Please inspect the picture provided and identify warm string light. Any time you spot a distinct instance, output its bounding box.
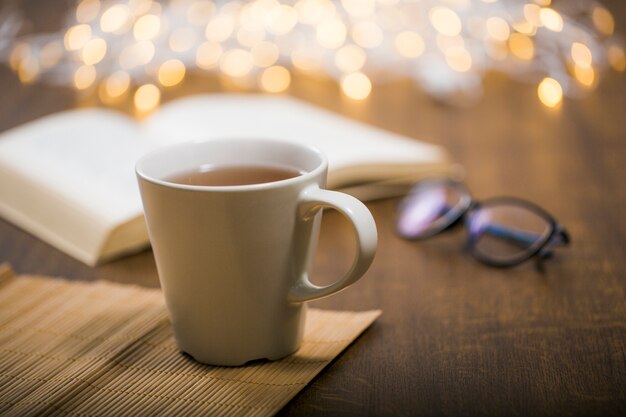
[1,0,623,111]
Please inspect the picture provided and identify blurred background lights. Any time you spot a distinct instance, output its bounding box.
[571,42,593,68]
[17,57,39,84]
[537,77,562,108]
[158,59,186,87]
[73,64,97,90]
[512,19,536,36]
[351,21,383,49]
[133,14,161,40]
[134,83,161,112]
[296,0,336,25]
[485,17,509,42]
[39,42,64,68]
[187,0,215,26]
[259,65,291,92]
[81,37,107,65]
[508,33,534,60]
[334,44,366,72]
[539,8,563,32]
[100,4,130,33]
[9,43,29,71]
[316,18,347,49]
[237,27,266,47]
[119,40,155,68]
[251,41,279,68]
[341,72,371,100]
[64,24,92,51]
[394,31,425,58]
[445,46,472,72]
[592,6,615,36]
[574,65,595,88]
[196,41,223,69]
[429,7,462,37]
[291,47,322,72]
[341,0,375,18]
[76,0,101,23]
[1,0,623,111]
[169,27,196,52]
[104,71,131,98]
[220,49,253,77]
[205,14,235,42]
[266,5,298,35]
[523,4,542,27]
[608,45,626,72]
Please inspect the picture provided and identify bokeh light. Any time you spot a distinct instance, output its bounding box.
[220,49,253,77]
[81,38,107,65]
[608,45,626,72]
[76,0,101,23]
[205,14,235,42]
[119,41,155,68]
[539,8,563,32]
[134,14,161,41]
[429,7,462,37]
[334,44,367,72]
[100,4,130,33]
[64,24,92,51]
[158,59,186,87]
[251,41,280,68]
[395,31,425,58]
[196,41,223,69]
[538,77,562,108]
[351,21,383,49]
[259,65,291,93]
[445,46,472,72]
[73,64,96,90]
[104,71,130,98]
[508,33,534,60]
[317,18,347,49]
[592,7,614,36]
[571,42,592,68]
[17,57,39,84]
[485,17,510,42]
[169,27,196,52]
[574,65,595,87]
[40,42,64,68]
[266,5,298,35]
[134,83,161,112]
[187,0,215,26]
[341,72,372,100]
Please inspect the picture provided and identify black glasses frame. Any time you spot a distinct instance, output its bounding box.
[397,179,570,268]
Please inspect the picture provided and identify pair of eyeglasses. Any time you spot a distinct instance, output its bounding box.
[395,179,570,267]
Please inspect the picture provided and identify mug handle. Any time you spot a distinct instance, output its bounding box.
[288,185,377,303]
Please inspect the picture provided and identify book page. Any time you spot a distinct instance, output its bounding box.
[142,94,448,188]
[0,109,147,226]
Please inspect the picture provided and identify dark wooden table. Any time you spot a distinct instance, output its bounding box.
[2,1,625,416]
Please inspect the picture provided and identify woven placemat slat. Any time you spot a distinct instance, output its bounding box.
[0,270,380,417]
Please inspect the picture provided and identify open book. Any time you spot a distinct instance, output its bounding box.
[0,94,451,266]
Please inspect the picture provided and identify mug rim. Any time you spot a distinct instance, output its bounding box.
[135,137,328,192]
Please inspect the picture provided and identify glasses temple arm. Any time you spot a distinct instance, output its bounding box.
[473,223,570,259]
[473,223,542,248]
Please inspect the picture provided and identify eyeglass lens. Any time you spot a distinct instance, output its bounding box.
[466,204,552,264]
[396,181,469,239]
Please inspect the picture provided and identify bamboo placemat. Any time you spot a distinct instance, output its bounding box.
[0,265,380,417]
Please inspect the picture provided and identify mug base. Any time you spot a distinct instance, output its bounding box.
[182,344,301,367]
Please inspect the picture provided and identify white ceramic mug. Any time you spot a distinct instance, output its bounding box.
[136,138,377,366]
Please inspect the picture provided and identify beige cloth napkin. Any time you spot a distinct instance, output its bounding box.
[0,265,380,417]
